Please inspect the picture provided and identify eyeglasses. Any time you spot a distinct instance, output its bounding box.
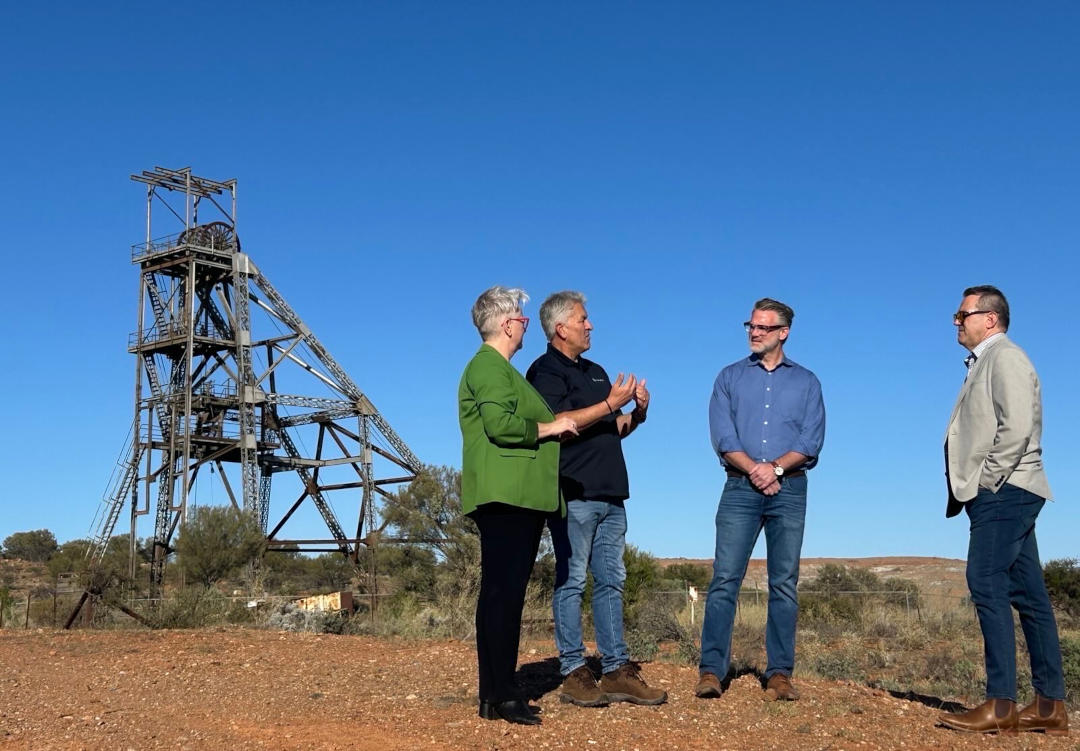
[744,322,786,334]
[953,309,992,324]
[507,316,529,332]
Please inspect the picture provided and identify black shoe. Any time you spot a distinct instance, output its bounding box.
[478,699,542,725]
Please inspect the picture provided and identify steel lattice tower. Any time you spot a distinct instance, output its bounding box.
[86,167,421,597]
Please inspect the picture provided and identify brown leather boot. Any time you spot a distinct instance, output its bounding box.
[938,698,1018,734]
[763,673,800,701]
[694,672,723,699]
[1017,695,1069,735]
[558,666,610,708]
[599,662,667,705]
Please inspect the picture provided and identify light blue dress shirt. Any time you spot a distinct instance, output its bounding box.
[708,354,826,469]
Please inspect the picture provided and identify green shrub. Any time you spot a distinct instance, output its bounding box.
[799,564,922,628]
[0,586,14,627]
[174,507,266,588]
[879,577,921,610]
[800,591,864,627]
[1061,635,1080,704]
[2,529,58,562]
[623,545,660,618]
[625,629,659,661]
[152,587,235,628]
[807,648,865,682]
[1044,559,1080,620]
[663,562,711,591]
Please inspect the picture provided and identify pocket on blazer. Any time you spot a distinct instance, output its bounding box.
[499,447,537,459]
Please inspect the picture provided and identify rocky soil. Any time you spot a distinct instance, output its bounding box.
[0,627,1074,750]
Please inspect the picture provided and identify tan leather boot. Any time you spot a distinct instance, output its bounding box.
[1017,695,1068,735]
[938,698,1018,734]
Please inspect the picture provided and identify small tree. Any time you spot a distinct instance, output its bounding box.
[380,465,480,596]
[377,545,438,596]
[664,562,712,591]
[310,553,355,591]
[46,538,94,579]
[174,507,266,588]
[262,548,310,594]
[623,544,661,610]
[2,529,58,562]
[1044,558,1080,619]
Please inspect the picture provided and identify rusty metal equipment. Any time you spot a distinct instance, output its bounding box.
[84,166,421,600]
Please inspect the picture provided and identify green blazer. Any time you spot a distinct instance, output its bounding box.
[458,344,563,516]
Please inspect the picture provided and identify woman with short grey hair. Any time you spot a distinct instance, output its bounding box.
[459,285,577,726]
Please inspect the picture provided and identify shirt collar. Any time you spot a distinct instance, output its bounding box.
[746,353,794,370]
[547,342,585,369]
[969,332,1005,363]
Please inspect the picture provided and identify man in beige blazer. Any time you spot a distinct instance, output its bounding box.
[938,285,1067,737]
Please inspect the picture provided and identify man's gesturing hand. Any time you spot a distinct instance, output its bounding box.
[607,373,637,411]
[633,378,650,415]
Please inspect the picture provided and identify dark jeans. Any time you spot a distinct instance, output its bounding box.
[965,483,1065,700]
[471,502,546,703]
[699,474,807,680]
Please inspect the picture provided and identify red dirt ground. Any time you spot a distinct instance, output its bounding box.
[1,627,1073,750]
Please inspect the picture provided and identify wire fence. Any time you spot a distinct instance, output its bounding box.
[0,587,403,631]
[0,584,981,632]
[644,587,979,628]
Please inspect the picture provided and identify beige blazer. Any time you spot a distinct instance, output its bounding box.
[944,335,1051,518]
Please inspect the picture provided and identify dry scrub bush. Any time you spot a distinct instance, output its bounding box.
[1062,634,1080,704]
[264,601,349,634]
[624,590,699,663]
[153,587,255,629]
[807,646,866,682]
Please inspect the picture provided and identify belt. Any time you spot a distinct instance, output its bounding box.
[726,468,805,479]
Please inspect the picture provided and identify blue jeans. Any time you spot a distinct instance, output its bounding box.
[699,474,807,680]
[549,500,629,676]
[965,483,1065,701]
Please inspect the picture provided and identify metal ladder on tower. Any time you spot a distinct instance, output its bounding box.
[86,418,143,564]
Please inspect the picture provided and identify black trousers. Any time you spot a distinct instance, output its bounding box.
[470,502,546,703]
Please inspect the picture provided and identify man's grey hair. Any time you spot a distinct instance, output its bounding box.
[753,297,794,327]
[963,284,1010,331]
[539,290,587,340]
[471,285,529,339]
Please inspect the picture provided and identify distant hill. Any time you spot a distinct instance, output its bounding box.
[659,556,969,599]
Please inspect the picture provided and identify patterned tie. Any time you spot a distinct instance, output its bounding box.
[963,352,977,379]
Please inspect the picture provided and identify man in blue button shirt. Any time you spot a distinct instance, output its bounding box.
[695,298,825,702]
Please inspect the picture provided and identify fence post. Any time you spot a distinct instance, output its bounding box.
[25,594,31,629]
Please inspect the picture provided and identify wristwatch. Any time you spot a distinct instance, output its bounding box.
[771,461,784,477]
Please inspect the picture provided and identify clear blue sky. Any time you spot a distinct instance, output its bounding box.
[1,3,1077,563]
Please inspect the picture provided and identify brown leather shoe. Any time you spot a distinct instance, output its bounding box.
[1018,695,1069,735]
[763,673,799,701]
[558,666,610,708]
[938,698,1018,734]
[599,662,667,705]
[694,672,722,699]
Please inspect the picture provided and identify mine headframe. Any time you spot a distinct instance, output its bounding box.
[85,167,421,597]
